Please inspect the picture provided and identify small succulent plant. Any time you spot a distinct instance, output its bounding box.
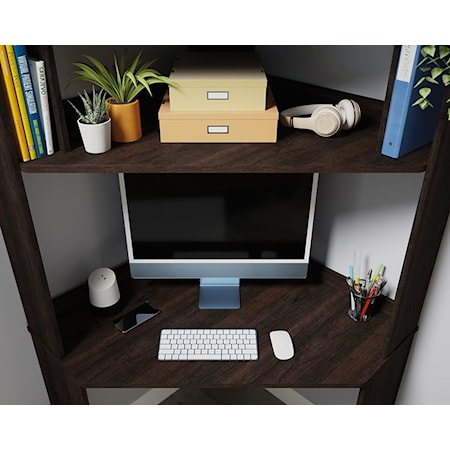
[68,87,109,124]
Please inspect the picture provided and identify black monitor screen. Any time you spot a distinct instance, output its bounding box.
[123,173,315,261]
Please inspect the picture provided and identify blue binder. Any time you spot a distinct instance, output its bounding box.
[381,45,445,159]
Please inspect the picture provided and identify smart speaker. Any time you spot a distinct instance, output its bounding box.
[88,267,120,308]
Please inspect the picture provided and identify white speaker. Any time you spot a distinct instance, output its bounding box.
[88,267,120,308]
[280,99,361,137]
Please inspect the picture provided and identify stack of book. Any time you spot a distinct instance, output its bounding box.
[0,44,54,162]
[158,52,279,143]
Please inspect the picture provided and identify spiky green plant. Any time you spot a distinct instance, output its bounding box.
[69,50,177,104]
[413,45,450,120]
[68,87,109,124]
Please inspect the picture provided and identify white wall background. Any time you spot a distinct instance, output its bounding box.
[0,45,449,405]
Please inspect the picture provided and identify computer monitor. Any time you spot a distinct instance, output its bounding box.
[118,172,319,309]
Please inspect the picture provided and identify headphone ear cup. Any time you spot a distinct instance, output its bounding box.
[337,99,361,130]
[310,105,342,137]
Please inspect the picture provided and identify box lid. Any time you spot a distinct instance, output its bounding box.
[169,52,267,88]
[159,89,279,120]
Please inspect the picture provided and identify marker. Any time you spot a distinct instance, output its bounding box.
[372,263,383,283]
[360,285,378,321]
[350,293,356,312]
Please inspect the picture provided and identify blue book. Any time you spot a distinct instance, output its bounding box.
[13,45,47,158]
[381,45,445,159]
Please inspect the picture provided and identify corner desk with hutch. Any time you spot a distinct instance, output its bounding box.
[0,46,449,404]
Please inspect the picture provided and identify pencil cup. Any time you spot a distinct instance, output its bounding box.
[348,290,381,322]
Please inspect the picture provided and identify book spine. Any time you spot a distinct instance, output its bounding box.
[5,45,37,160]
[381,45,420,159]
[13,45,47,158]
[29,58,54,155]
[0,45,30,162]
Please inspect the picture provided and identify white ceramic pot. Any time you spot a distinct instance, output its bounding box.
[77,117,112,154]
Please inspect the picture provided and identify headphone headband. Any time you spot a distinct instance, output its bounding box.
[280,99,361,137]
[280,105,323,127]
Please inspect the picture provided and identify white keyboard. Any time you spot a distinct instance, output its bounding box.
[158,328,258,361]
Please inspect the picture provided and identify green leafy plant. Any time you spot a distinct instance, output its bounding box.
[69,50,177,104]
[68,87,109,124]
[413,45,450,120]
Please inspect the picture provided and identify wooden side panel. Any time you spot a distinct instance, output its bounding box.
[31,331,88,404]
[359,330,416,404]
[0,70,64,358]
[384,85,450,356]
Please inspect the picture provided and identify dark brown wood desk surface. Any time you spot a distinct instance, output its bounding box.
[55,263,392,390]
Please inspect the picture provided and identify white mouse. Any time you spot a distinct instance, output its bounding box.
[269,330,294,360]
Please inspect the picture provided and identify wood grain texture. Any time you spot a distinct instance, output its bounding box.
[21,77,429,174]
[384,85,450,356]
[55,263,393,390]
[0,74,64,358]
[2,46,447,404]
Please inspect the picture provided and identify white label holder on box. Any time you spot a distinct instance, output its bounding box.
[207,125,229,134]
[207,91,229,101]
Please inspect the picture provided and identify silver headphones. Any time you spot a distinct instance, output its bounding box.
[280,99,361,137]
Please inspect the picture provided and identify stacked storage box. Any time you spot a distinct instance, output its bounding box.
[158,52,279,143]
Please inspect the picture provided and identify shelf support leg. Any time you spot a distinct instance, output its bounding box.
[358,330,416,404]
[31,331,88,404]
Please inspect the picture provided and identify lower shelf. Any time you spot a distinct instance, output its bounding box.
[53,262,393,390]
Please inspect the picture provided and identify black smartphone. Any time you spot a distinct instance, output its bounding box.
[113,301,161,333]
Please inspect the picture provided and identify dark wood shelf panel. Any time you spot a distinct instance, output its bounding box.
[21,78,429,175]
[54,263,393,389]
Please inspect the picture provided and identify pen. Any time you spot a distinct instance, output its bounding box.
[371,263,383,286]
[348,266,356,312]
[354,249,361,286]
[360,276,388,321]
[360,285,377,321]
[350,292,356,313]
[366,269,372,289]
[346,257,387,322]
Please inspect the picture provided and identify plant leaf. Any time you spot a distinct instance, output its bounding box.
[425,76,439,85]
[439,46,450,59]
[431,67,445,79]
[419,87,432,99]
[67,87,107,124]
[414,76,427,88]
[421,45,436,57]
[69,49,173,103]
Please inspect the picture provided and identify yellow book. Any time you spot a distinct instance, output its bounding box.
[5,45,37,160]
[0,45,30,162]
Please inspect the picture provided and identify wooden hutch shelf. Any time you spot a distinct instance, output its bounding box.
[21,77,429,174]
[1,46,449,404]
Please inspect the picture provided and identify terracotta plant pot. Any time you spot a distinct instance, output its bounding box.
[106,98,142,143]
[77,117,111,154]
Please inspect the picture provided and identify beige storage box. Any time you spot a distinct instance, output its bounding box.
[159,90,278,143]
[169,52,267,112]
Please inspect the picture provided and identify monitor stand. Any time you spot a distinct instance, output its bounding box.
[199,278,240,309]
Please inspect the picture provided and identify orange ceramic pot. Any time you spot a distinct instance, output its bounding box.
[106,98,142,143]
